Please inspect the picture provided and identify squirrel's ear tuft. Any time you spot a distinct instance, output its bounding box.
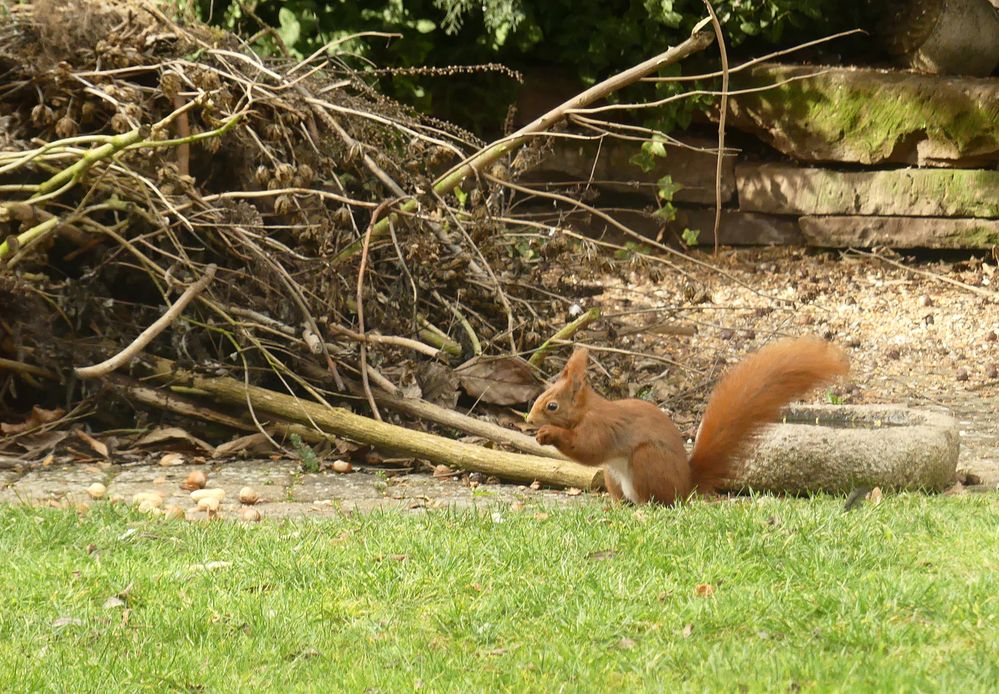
[561,346,589,393]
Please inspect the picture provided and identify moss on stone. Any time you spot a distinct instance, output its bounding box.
[725,65,999,165]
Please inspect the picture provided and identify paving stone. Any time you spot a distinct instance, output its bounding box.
[8,464,108,504]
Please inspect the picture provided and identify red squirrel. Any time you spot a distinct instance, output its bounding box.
[526,336,849,505]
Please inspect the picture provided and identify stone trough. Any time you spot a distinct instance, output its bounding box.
[729,404,960,494]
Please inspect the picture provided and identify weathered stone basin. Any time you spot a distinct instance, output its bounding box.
[728,404,960,494]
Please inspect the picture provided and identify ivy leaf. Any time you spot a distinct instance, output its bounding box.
[681,227,700,247]
[656,175,683,202]
[653,204,677,222]
[629,137,668,173]
[277,7,302,48]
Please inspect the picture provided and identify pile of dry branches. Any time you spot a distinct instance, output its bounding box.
[0,0,718,486]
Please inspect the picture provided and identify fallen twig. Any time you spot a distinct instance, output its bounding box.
[702,0,729,255]
[74,264,217,379]
[529,308,601,369]
[331,21,715,265]
[143,355,601,490]
[849,249,998,299]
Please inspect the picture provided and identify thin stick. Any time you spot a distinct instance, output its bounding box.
[357,201,394,421]
[143,355,602,489]
[326,324,444,359]
[75,264,217,379]
[702,0,728,255]
[529,308,601,368]
[0,357,57,380]
[848,249,998,299]
[331,23,715,265]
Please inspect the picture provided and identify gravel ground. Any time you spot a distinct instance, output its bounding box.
[589,247,999,484]
[3,247,996,517]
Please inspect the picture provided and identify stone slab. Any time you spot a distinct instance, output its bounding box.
[737,164,999,218]
[524,136,736,205]
[726,63,999,167]
[799,215,999,249]
[7,464,107,504]
[539,206,803,247]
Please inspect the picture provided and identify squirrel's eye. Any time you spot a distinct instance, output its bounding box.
[546,401,559,412]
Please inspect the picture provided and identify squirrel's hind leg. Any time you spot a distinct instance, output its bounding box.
[629,443,691,505]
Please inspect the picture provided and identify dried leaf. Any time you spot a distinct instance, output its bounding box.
[134,427,214,454]
[74,429,108,458]
[681,624,694,638]
[187,561,232,573]
[695,583,715,597]
[32,406,65,424]
[455,356,542,406]
[103,596,126,609]
[416,362,459,407]
[587,549,617,561]
[396,368,423,400]
[565,487,583,496]
[213,432,272,459]
[869,486,883,505]
[1,406,66,435]
[51,616,83,629]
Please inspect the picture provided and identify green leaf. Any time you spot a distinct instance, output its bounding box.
[453,185,468,208]
[277,7,302,48]
[629,137,668,173]
[681,227,700,247]
[653,204,676,222]
[656,175,683,202]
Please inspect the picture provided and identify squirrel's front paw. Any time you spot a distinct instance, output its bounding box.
[536,425,558,446]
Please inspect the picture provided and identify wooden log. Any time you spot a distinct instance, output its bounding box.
[142,357,603,490]
[737,164,999,218]
[799,215,999,249]
[355,381,569,461]
[524,136,736,205]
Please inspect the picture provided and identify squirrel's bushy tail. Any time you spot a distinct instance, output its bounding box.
[688,336,849,493]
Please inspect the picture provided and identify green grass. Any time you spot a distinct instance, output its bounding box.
[2,494,999,692]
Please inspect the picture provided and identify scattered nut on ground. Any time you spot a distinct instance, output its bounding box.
[198,497,220,512]
[137,499,161,514]
[158,452,184,467]
[332,460,353,473]
[87,482,106,500]
[164,505,186,520]
[238,486,259,505]
[182,470,207,491]
[240,507,262,522]
[190,488,225,503]
[131,491,163,508]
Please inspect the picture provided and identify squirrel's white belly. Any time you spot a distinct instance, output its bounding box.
[604,457,639,503]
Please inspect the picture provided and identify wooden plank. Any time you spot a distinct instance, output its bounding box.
[524,137,735,205]
[799,216,999,249]
[737,164,999,218]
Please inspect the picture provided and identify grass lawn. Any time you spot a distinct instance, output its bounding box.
[1,493,998,692]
